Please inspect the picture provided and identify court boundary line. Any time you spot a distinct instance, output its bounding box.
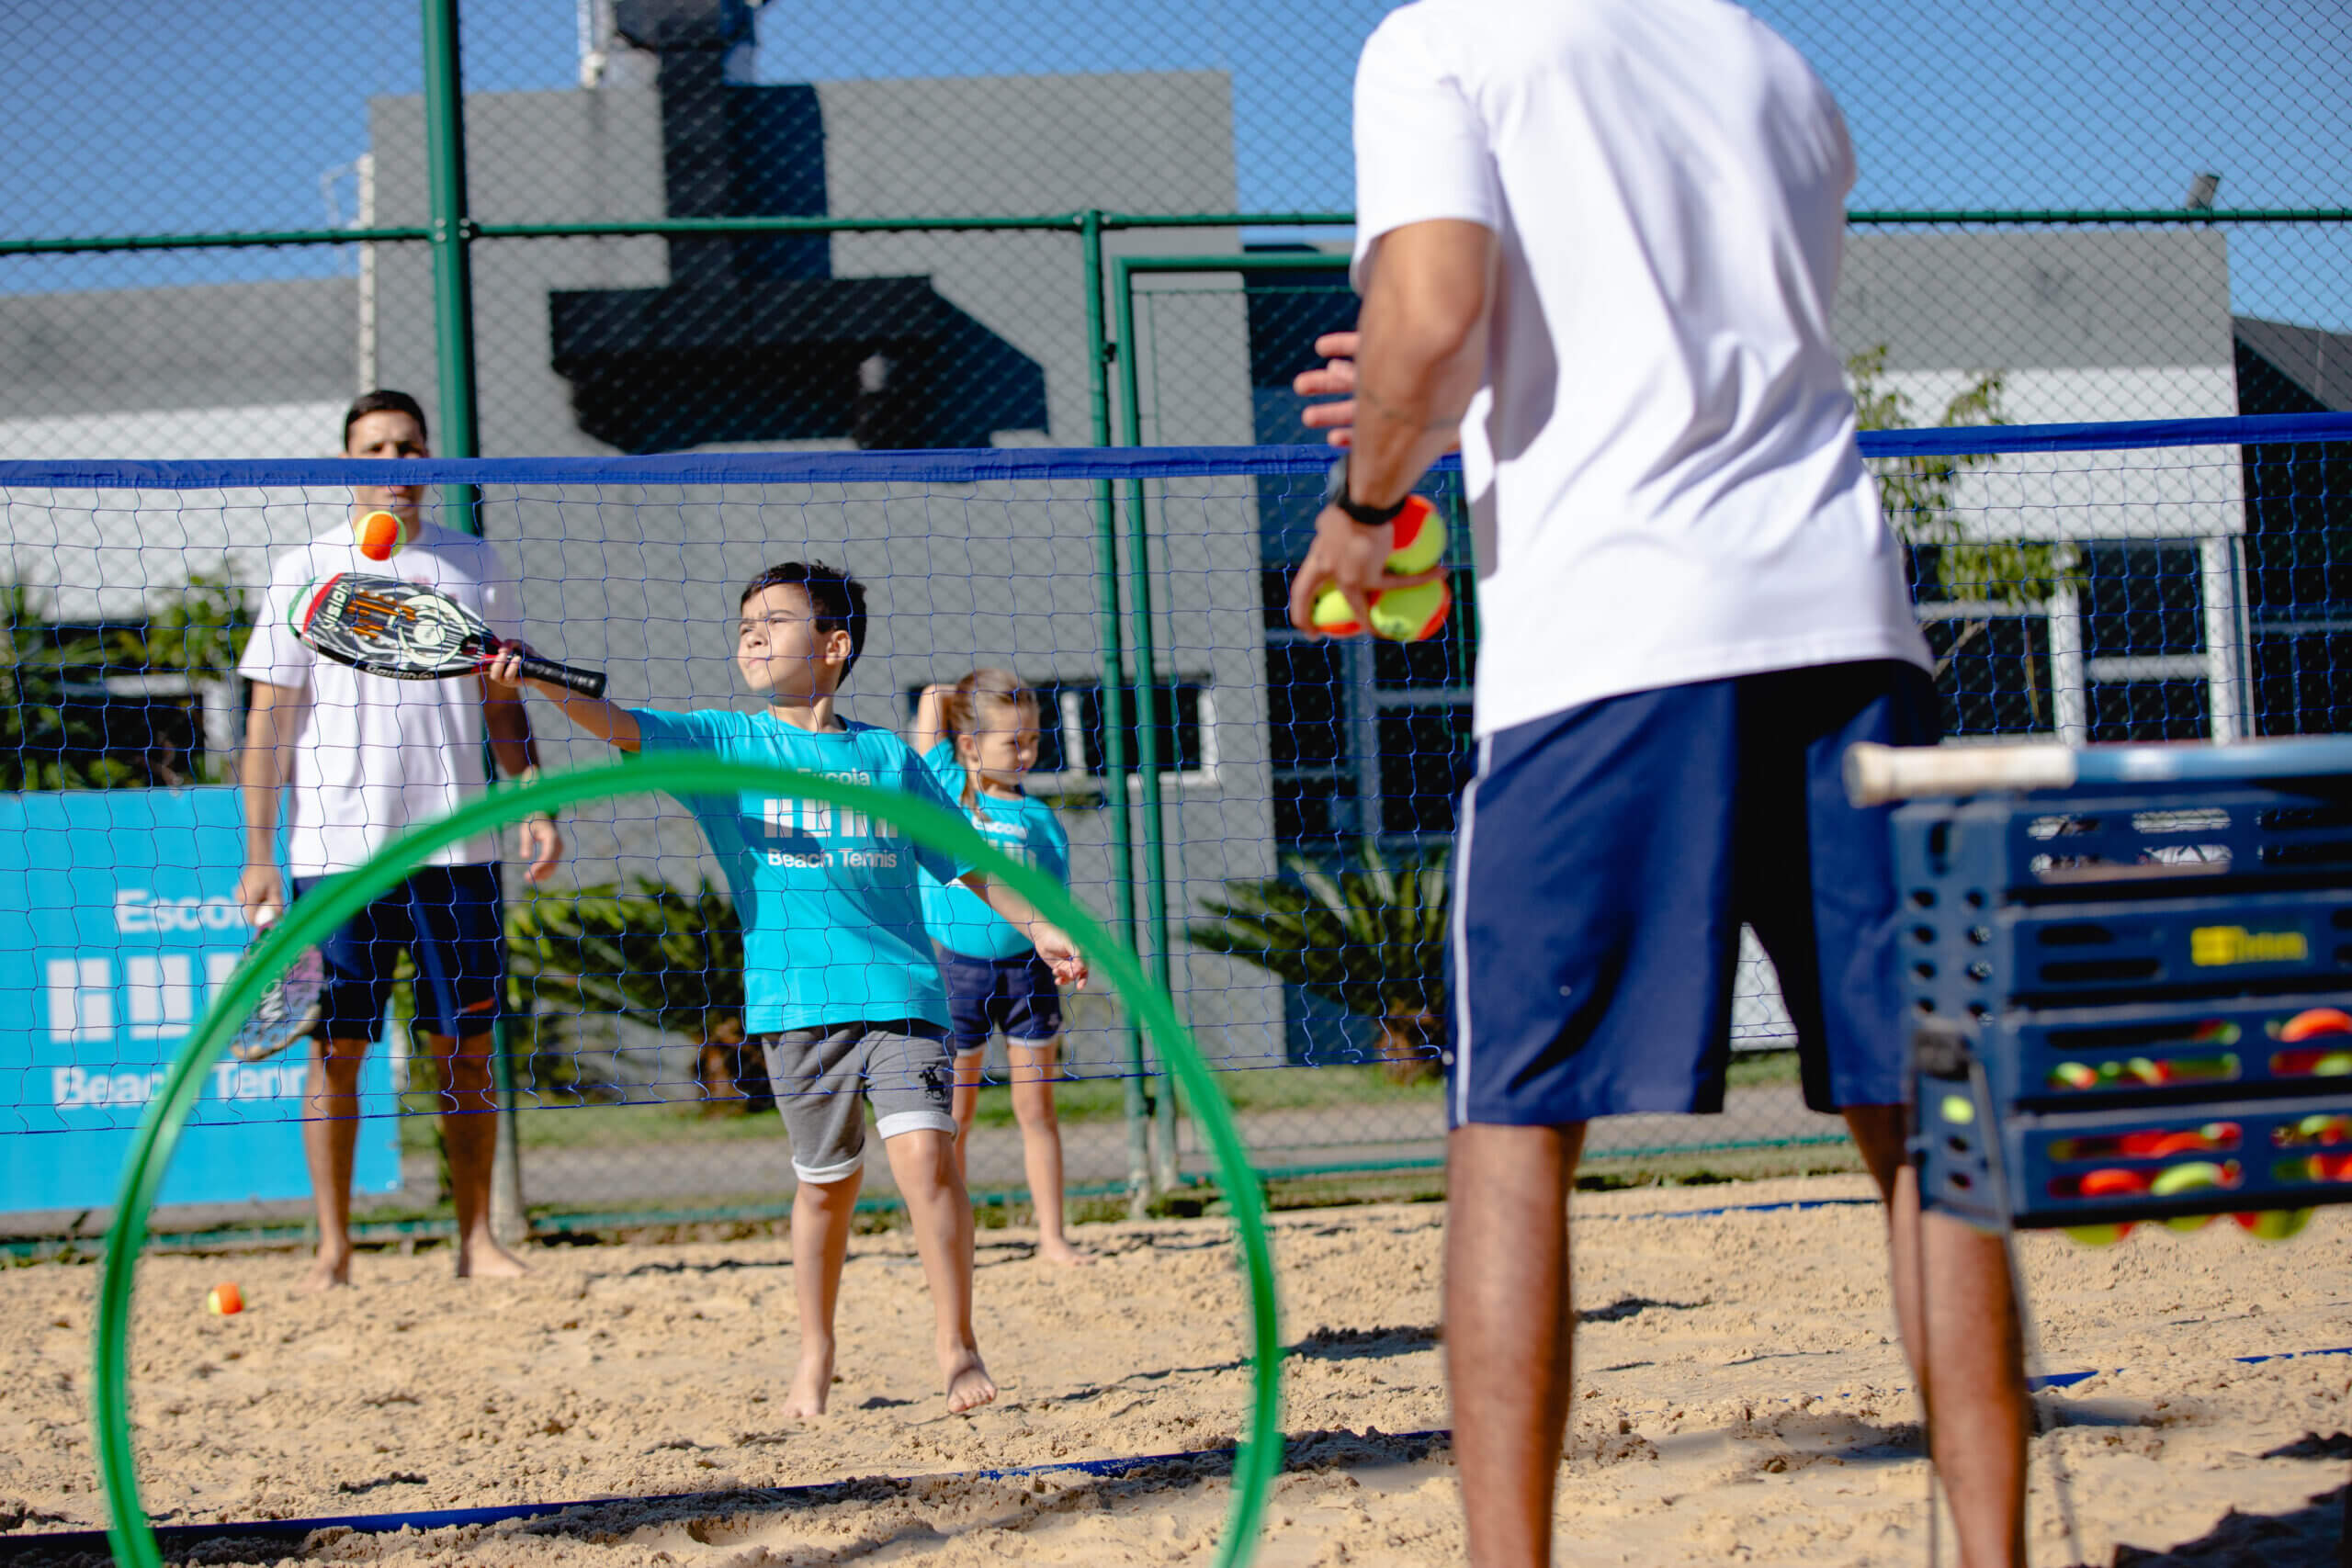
[16,1343,2350,1560]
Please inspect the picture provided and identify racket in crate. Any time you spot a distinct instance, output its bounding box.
[293,572,605,696]
[225,912,329,1066]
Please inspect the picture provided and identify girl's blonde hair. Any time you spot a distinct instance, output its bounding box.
[941,668,1042,816]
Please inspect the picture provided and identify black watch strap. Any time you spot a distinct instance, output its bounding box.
[1326,455,1409,528]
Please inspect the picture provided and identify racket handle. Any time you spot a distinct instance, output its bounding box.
[1843,741,2078,807]
[519,653,607,698]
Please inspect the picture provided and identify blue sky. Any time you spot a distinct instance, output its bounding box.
[2,0,2345,325]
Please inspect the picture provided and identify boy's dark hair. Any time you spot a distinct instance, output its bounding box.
[342,389,430,450]
[741,561,868,677]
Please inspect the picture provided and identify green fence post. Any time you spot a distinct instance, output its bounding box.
[1081,212,1154,1212]
[421,0,522,1246]
[1111,258,1182,1193]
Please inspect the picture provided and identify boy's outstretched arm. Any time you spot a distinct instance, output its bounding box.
[962,872,1088,989]
[484,645,641,752]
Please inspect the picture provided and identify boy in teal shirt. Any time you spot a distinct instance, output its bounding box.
[489,562,1084,1417]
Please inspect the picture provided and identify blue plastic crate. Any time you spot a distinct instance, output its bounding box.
[1894,773,2352,1232]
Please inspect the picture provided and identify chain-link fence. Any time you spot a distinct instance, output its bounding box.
[0,1,2347,1239]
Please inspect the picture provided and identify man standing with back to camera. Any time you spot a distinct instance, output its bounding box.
[236,390,563,1291]
[1289,2,2030,1563]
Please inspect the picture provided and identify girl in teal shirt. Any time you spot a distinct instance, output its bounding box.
[913,671,1087,1265]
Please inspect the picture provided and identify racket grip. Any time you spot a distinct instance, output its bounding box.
[1843,741,2078,807]
[520,653,606,698]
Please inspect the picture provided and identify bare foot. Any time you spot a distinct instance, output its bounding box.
[1037,1237,1092,1268]
[294,1250,352,1293]
[786,1343,834,1417]
[942,1347,997,1415]
[455,1235,530,1280]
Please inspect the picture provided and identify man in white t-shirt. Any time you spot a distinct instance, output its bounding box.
[235,389,562,1290]
[1289,4,2028,1563]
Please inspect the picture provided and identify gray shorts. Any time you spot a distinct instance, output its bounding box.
[755,1021,956,1184]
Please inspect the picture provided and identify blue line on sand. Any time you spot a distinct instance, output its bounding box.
[17,1347,2348,1556]
[2031,1344,2352,1391]
[0,1442,1287,1561]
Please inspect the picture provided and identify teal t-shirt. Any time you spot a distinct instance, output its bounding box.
[918,740,1072,961]
[629,709,973,1033]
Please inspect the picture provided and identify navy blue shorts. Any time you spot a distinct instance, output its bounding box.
[292,863,507,1044]
[934,944,1064,1055]
[1448,660,1940,1127]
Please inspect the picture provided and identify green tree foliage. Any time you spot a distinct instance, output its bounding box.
[1847,344,2074,609]
[505,878,761,1108]
[1189,844,1449,1082]
[0,571,254,789]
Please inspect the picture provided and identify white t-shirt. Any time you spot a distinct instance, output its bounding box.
[238,521,521,878]
[1351,0,1930,736]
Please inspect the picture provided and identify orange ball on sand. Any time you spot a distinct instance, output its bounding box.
[207,1282,243,1315]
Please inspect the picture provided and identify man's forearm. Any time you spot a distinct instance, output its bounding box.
[486,709,538,779]
[239,705,288,865]
[1346,220,1497,504]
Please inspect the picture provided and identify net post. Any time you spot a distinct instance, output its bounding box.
[1080,211,1155,1212]
[1111,256,1182,1194]
[424,0,520,1241]
[420,0,481,506]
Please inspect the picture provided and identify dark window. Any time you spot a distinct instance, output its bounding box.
[1927,615,2052,739]
[2086,679,2209,744]
[1377,705,1474,835]
[1264,642,1347,770]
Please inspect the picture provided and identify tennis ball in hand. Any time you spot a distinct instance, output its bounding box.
[207,1282,243,1315]
[356,509,407,562]
[1307,497,1451,641]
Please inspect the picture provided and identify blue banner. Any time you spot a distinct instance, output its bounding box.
[0,788,398,1215]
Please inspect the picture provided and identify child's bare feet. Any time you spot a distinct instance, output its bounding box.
[942,1346,997,1414]
[1037,1236,1091,1267]
[456,1236,530,1280]
[786,1342,834,1417]
[294,1249,352,1293]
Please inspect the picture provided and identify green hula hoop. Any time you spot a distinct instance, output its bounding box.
[90,759,1282,1567]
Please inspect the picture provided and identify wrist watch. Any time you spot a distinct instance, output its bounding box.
[1325,454,1410,528]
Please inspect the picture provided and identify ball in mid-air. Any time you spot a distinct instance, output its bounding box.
[356,509,407,562]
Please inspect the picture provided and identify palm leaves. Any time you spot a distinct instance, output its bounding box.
[1189,844,1450,1025]
[506,877,744,1046]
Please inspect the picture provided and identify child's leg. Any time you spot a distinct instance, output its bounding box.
[787,1167,859,1416]
[869,1022,994,1414]
[949,1046,987,1181]
[1007,1037,1087,1265]
[761,1026,871,1417]
[884,1127,996,1413]
[934,944,994,1185]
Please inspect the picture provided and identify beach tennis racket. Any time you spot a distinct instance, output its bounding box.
[293,572,605,696]
[226,911,328,1065]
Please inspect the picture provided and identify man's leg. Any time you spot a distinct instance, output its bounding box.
[420,1025,527,1279]
[884,1127,996,1413]
[786,1166,859,1416]
[1447,1120,1586,1568]
[298,1035,370,1292]
[1007,1039,1085,1265]
[1846,1105,2028,1568]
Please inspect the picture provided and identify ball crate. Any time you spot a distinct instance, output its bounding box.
[1898,777,2352,1237]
